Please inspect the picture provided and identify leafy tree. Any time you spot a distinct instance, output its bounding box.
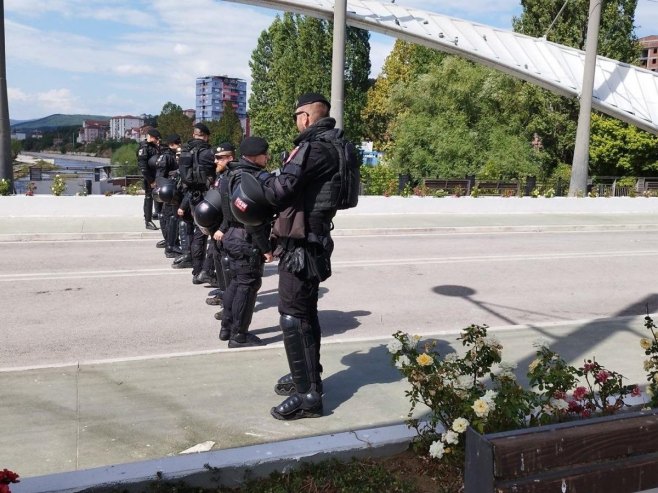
[362,40,444,150]
[157,102,193,143]
[589,114,658,177]
[249,14,370,159]
[111,143,139,176]
[387,57,539,181]
[207,101,244,148]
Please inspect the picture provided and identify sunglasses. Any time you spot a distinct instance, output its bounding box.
[292,110,309,122]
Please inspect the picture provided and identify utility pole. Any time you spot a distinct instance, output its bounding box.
[330,0,346,129]
[569,0,602,196]
[0,0,12,191]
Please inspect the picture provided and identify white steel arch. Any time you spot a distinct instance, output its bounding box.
[225,0,658,135]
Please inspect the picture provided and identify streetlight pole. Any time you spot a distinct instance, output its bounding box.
[330,0,347,130]
[569,0,602,196]
[0,0,13,191]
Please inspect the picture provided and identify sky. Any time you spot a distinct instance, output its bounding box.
[6,0,658,121]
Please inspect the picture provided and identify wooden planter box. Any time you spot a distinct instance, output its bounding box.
[465,408,658,493]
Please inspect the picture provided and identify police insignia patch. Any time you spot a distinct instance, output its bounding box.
[233,197,248,212]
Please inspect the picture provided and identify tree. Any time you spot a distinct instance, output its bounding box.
[207,101,244,148]
[248,14,371,159]
[111,143,139,176]
[362,40,444,150]
[589,114,658,177]
[387,57,539,181]
[157,102,193,142]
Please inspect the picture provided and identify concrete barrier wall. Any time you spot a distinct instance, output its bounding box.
[2,195,658,218]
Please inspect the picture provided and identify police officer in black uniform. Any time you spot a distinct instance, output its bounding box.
[174,122,216,271]
[203,143,236,302]
[137,128,161,230]
[252,93,341,420]
[155,134,182,257]
[220,137,273,348]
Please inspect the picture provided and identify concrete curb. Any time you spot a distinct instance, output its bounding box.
[13,424,417,493]
[3,222,658,243]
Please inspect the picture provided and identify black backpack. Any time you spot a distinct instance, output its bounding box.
[318,129,360,210]
[179,144,212,187]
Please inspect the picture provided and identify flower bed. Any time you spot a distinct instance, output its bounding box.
[387,315,658,482]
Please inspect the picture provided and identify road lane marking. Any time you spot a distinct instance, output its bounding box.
[1,250,657,281]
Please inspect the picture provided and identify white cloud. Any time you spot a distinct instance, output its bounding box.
[8,87,28,102]
[37,89,81,113]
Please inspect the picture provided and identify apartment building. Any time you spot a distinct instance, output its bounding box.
[109,115,144,140]
[77,119,109,143]
[640,35,658,72]
[195,76,247,131]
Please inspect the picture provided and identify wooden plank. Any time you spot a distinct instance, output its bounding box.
[491,412,658,479]
[495,451,658,493]
[464,427,494,493]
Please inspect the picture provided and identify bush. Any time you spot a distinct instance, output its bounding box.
[361,164,397,196]
[0,178,10,196]
[388,317,654,465]
[51,175,66,196]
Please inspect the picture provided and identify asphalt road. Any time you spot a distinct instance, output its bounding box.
[2,228,658,370]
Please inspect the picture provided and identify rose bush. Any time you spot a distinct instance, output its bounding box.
[389,317,655,466]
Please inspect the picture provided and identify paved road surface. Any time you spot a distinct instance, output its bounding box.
[2,229,657,369]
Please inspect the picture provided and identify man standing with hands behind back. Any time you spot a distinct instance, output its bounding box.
[248,93,342,420]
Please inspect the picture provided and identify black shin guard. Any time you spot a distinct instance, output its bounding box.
[271,315,323,420]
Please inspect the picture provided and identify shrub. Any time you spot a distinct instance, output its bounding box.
[0,178,10,196]
[360,164,397,196]
[51,175,66,196]
[388,318,651,465]
[126,182,142,196]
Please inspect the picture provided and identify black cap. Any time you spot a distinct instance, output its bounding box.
[240,136,269,156]
[295,92,330,110]
[193,122,210,136]
[215,142,235,156]
[166,133,181,145]
[147,128,161,139]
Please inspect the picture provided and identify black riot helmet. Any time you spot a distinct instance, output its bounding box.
[230,172,274,227]
[193,188,223,235]
[152,177,178,205]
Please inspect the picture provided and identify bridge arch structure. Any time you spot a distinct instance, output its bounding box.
[226,0,658,135]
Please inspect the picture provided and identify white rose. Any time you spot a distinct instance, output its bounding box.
[387,339,403,354]
[472,399,491,418]
[395,355,410,369]
[452,417,470,434]
[428,440,445,459]
[443,430,460,445]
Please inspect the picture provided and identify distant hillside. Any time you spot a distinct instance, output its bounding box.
[11,114,111,131]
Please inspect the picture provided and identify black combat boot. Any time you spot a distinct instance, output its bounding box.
[270,315,323,420]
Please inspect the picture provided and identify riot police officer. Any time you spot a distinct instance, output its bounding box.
[239,93,341,420]
[174,122,216,270]
[155,134,182,257]
[202,143,236,302]
[137,128,161,230]
[220,137,273,348]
